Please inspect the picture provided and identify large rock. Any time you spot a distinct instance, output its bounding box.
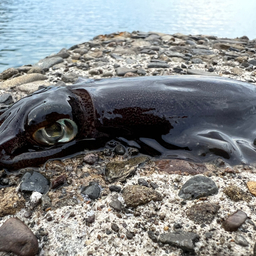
[34,56,63,70]
[0,218,38,256]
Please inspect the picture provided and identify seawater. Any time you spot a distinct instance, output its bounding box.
[0,0,256,72]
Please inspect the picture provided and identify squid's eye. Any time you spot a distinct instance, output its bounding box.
[33,119,78,146]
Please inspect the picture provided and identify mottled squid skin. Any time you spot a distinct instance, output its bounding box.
[1,75,256,170]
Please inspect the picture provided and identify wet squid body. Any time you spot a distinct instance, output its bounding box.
[1,75,256,170]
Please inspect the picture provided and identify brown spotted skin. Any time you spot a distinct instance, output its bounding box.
[1,75,256,170]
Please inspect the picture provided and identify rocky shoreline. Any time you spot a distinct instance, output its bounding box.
[0,31,256,256]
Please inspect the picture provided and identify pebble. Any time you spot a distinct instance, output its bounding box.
[81,182,101,200]
[223,185,251,202]
[222,210,247,231]
[51,174,67,189]
[0,218,38,256]
[109,185,122,193]
[234,234,249,247]
[115,67,137,76]
[247,181,256,196]
[20,171,49,194]
[83,153,99,165]
[178,175,218,200]
[109,199,123,211]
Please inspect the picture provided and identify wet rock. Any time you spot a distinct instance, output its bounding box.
[0,93,13,105]
[155,159,208,175]
[234,234,249,247]
[116,67,137,76]
[0,218,38,256]
[109,199,122,211]
[158,231,199,252]
[147,62,170,68]
[223,185,251,202]
[186,203,220,224]
[0,67,18,80]
[222,210,247,231]
[0,73,47,89]
[51,174,67,189]
[0,187,25,217]
[178,175,218,200]
[109,185,122,193]
[17,80,51,94]
[114,144,126,155]
[247,181,256,196]
[122,185,162,207]
[81,182,101,200]
[105,156,149,183]
[83,153,99,165]
[34,56,63,70]
[20,171,49,194]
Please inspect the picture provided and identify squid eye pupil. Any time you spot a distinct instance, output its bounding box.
[33,119,78,146]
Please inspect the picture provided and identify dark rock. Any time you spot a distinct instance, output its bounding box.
[249,59,256,66]
[116,67,137,76]
[147,62,170,68]
[150,182,159,189]
[138,178,149,187]
[190,48,214,56]
[109,185,122,193]
[0,68,19,80]
[223,185,251,202]
[155,159,208,175]
[173,223,182,229]
[158,231,199,252]
[105,156,149,183]
[137,68,147,75]
[20,171,49,194]
[178,175,218,200]
[126,231,135,239]
[222,210,247,231]
[0,218,38,256]
[186,203,220,224]
[0,93,13,105]
[85,214,95,224]
[83,153,99,165]
[122,185,162,207]
[81,182,101,200]
[111,223,119,232]
[234,234,249,247]
[114,144,126,155]
[34,56,63,70]
[51,174,67,189]
[109,199,122,211]
[54,48,70,58]
[148,231,158,242]
[110,53,123,60]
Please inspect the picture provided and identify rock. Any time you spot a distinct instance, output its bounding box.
[27,67,43,74]
[81,182,101,200]
[0,73,47,89]
[190,48,214,56]
[20,171,50,194]
[111,223,119,232]
[147,62,170,68]
[0,187,25,217]
[223,185,251,202]
[0,93,13,104]
[138,178,149,187]
[85,214,95,224]
[34,56,63,70]
[53,48,70,58]
[0,218,38,256]
[105,156,149,183]
[51,174,67,189]
[164,51,185,58]
[17,80,51,94]
[30,191,42,207]
[109,199,122,211]
[148,231,158,242]
[126,231,135,239]
[158,231,199,252]
[191,58,203,64]
[186,203,220,224]
[222,210,247,231]
[249,59,256,66]
[109,185,122,193]
[122,185,162,207]
[178,175,218,200]
[116,67,137,76]
[231,67,244,76]
[83,153,99,165]
[234,234,249,247]
[154,159,208,175]
[83,50,103,60]
[61,73,79,83]
[0,67,18,80]
[114,144,126,155]
[247,181,256,196]
[187,69,218,76]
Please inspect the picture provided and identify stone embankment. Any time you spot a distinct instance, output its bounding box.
[0,31,256,256]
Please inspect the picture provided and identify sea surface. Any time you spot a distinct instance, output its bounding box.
[0,0,256,72]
